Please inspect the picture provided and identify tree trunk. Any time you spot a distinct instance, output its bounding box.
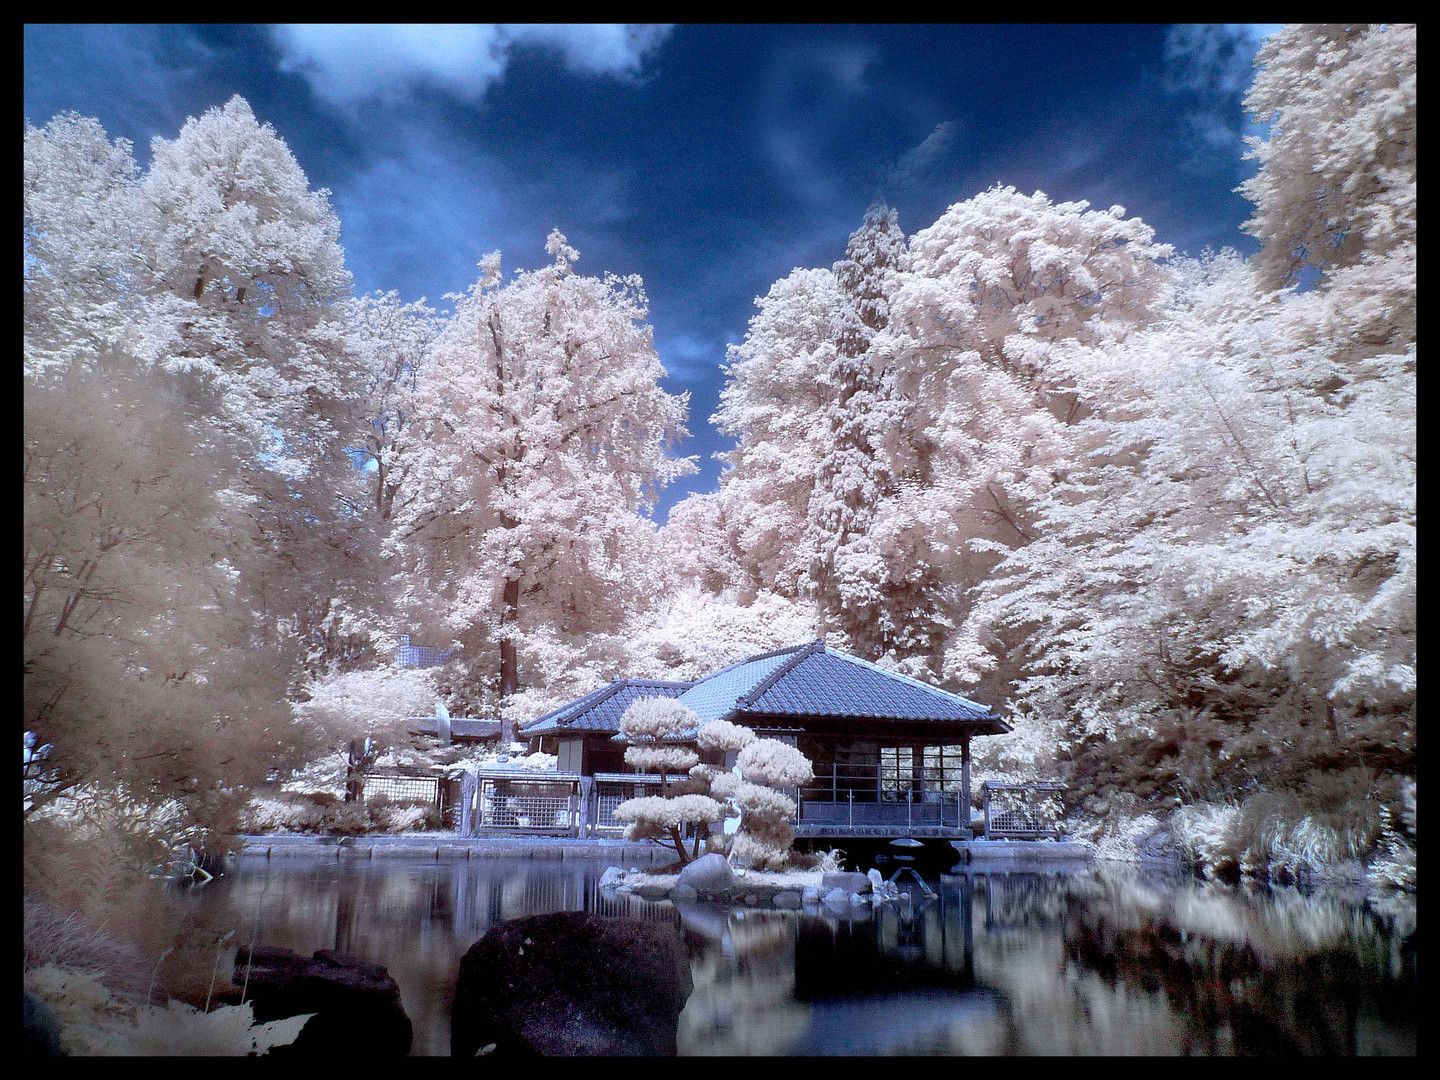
[668,825,690,865]
[961,736,972,836]
[499,576,519,744]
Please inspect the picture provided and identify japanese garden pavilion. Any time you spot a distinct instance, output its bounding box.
[522,640,1010,839]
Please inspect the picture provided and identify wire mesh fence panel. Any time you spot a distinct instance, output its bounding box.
[477,777,578,833]
[593,789,631,834]
[587,774,677,835]
[982,782,1066,839]
[363,774,440,807]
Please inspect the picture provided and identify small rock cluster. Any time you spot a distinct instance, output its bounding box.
[600,854,913,910]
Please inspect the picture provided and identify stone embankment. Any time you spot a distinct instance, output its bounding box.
[234,834,672,863]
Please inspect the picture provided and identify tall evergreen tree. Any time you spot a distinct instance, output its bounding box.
[804,202,918,658]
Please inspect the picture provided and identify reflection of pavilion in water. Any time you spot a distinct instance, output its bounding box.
[793,870,1076,996]
[787,870,1080,1054]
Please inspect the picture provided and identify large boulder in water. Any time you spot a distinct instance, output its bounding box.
[451,912,692,1056]
[233,945,412,1056]
[675,852,734,894]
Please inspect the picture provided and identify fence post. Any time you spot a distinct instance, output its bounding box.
[907,788,912,827]
[848,789,853,826]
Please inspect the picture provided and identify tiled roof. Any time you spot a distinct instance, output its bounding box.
[534,641,1008,743]
[395,643,456,669]
[521,679,691,736]
[677,640,1004,729]
[738,644,999,723]
[674,645,802,724]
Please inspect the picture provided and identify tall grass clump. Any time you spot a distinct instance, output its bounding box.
[1173,768,1400,881]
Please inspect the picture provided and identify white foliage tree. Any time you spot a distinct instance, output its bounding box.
[804,201,919,659]
[1239,24,1416,296]
[23,98,368,860]
[130,96,372,677]
[390,233,695,739]
[294,666,439,749]
[23,113,150,377]
[711,267,845,600]
[952,244,1414,827]
[623,585,818,683]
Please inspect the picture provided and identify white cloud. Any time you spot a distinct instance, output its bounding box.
[658,331,722,382]
[271,24,671,109]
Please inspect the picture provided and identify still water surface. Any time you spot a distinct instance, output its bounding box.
[183,855,1415,1055]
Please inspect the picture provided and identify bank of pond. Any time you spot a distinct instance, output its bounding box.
[176,853,1415,1055]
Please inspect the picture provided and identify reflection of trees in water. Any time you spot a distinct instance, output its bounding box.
[194,860,1414,1056]
[978,871,1071,933]
[678,910,810,1055]
[196,859,682,1055]
[1062,870,1416,1055]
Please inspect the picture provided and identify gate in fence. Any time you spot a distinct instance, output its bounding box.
[585,772,695,836]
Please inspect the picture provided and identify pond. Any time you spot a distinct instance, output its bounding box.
[180,854,1416,1055]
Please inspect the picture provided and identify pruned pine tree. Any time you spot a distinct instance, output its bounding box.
[700,720,814,870]
[390,234,695,740]
[613,699,724,864]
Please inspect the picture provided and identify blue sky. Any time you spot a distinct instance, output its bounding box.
[24,23,1282,520]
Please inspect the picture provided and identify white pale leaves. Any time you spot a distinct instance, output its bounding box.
[388,232,696,698]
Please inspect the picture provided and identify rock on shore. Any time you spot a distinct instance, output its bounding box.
[235,945,413,1057]
[451,912,693,1056]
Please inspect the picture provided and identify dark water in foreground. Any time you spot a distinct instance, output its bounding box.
[182,856,1416,1055]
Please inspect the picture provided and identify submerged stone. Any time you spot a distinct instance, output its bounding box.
[822,871,871,895]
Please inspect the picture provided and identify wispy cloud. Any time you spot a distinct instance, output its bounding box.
[332,130,645,309]
[1161,24,1283,171]
[886,120,959,191]
[271,24,671,110]
[1163,24,1279,96]
[23,24,214,152]
[758,42,880,211]
[657,331,724,384]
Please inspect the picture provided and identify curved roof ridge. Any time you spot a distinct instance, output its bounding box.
[527,680,624,727]
[824,648,996,716]
[671,641,809,697]
[732,639,825,711]
[698,641,809,684]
